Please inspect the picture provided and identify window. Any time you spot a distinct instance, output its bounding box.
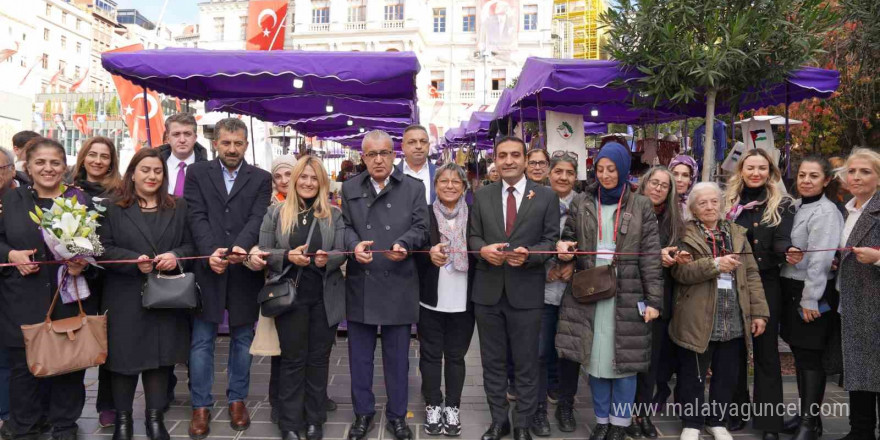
[41,54,48,69]
[45,3,51,16]
[76,18,81,31]
[240,15,247,40]
[74,66,80,78]
[523,5,538,30]
[384,0,404,21]
[554,3,566,15]
[61,12,67,25]
[43,28,49,41]
[433,8,446,33]
[60,35,66,49]
[348,0,366,23]
[58,60,66,75]
[461,70,475,91]
[462,7,476,32]
[76,42,81,53]
[492,69,506,90]
[431,70,445,92]
[214,17,225,40]
[312,1,330,24]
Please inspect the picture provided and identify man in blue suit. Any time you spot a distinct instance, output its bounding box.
[396,125,436,204]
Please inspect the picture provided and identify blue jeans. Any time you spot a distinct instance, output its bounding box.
[589,374,638,427]
[537,304,560,403]
[188,317,254,408]
[0,346,9,421]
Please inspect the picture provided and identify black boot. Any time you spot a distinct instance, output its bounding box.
[555,402,577,433]
[784,369,805,434]
[112,411,133,440]
[793,370,827,440]
[530,402,551,437]
[145,409,170,440]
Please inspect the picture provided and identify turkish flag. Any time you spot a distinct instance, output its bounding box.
[73,114,91,136]
[108,44,165,149]
[246,0,288,51]
[69,67,89,92]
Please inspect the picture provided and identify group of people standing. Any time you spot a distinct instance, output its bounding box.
[0,117,879,440]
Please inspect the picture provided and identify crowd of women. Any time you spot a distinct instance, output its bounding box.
[0,126,879,440]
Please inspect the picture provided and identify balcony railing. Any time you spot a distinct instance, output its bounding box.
[489,90,503,99]
[383,20,404,29]
[309,23,330,32]
[459,91,475,100]
[345,22,366,30]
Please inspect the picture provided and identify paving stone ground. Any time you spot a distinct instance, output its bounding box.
[72,333,850,440]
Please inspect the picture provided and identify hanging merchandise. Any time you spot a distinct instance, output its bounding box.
[739,118,780,166]
[693,120,728,162]
[721,141,748,173]
[546,110,587,179]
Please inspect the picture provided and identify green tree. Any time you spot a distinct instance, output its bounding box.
[106,96,119,117]
[86,98,96,115]
[601,0,837,180]
[75,97,87,114]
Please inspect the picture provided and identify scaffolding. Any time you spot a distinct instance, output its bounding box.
[552,0,605,60]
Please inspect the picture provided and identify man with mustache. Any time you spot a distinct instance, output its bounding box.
[183,118,272,439]
[396,125,437,204]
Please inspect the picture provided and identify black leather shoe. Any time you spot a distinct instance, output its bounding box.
[271,407,280,425]
[514,428,532,440]
[385,418,413,440]
[51,432,77,440]
[326,397,337,412]
[306,424,323,440]
[481,422,511,440]
[638,417,658,439]
[145,409,170,440]
[763,432,779,440]
[112,411,133,440]
[783,415,803,435]
[727,418,747,432]
[282,431,302,440]
[589,424,610,440]
[625,423,643,439]
[347,415,373,440]
[530,403,551,437]
[555,405,576,433]
[606,426,627,440]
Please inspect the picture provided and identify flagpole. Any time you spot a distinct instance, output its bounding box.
[143,88,152,147]
[249,116,256,165]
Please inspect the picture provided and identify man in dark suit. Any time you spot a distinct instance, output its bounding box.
[342,130,429,440]
[468,136,560,440]
[183,118,272,439]
[158,113,209,197]
[395,124,436,204]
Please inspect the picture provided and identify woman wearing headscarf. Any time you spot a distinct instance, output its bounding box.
[668,155,698,221]
[271,156,298,205]
[554,142,663,440]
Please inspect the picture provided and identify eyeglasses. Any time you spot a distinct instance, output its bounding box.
[647,179,671,191]
[363,150,394,159]
[551,150,579,161]
[437,179,464,188]
[528,160,549,168]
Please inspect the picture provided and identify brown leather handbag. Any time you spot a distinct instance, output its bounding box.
[570,192,635,304]
[21,280,107,378]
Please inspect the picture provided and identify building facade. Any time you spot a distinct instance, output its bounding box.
[552,0,606,60]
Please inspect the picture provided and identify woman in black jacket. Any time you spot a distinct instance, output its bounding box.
[415,163,476,437]
[98,148,195,440]
[0,138,96,440]
[724,149,798,440]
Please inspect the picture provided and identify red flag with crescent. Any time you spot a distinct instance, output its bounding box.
[73,114,91,136]
[108,44,165,149]
[246,0,288,51]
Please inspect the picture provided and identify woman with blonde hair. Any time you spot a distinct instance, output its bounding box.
[724,148,799,440]
[835,148,880,440]
[249,155,346,440]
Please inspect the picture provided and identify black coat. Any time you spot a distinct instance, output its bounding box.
[415,209,476,309]
[467,179,560,309]
[341,168,429,325]
[0,187,99,348]
[733,196,795,271]
[158,142,210,163]
[98,201,195,374]
[184,159,272,326]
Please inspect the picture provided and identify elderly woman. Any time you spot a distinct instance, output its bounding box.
[668,155,698,221]
[836,148,880,440]
[554,142,663,440]
[526,149,551,184]
[415,163,475,437]
[670,182,769,440]
[628,166,688,439]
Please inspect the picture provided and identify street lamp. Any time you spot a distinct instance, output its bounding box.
[474,50,498,106]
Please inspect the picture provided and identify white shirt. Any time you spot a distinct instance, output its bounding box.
[501,176,527,226]
[421,217,469,313]
[370,176,391,195]
[166,152,196,195]
[402,160,431,205]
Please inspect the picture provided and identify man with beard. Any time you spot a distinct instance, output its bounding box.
[183,118,272,439]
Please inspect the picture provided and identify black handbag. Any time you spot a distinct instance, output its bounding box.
[142,262,200,309]
[257,219,316,318]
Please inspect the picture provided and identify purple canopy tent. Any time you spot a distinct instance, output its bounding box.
[207,96,414,122]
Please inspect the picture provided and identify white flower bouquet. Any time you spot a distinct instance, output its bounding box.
[30,194,106,304]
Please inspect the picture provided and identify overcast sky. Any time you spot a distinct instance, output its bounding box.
[114,0,200,26]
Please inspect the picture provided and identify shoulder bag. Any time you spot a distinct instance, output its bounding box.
[571,192,635,304]
[141,232,200,309]
[257,219,317,317]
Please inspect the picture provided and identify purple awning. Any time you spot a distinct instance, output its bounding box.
[101,48,421,101]
[282,114,409,138]
[207,96,414,123]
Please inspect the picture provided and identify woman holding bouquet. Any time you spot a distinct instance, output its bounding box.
[0,137,97,440]
[98,148,195,440]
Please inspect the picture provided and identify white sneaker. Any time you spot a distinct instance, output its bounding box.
[707,426,734,440]
[681,427,701,440]
[424,405,443,435]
